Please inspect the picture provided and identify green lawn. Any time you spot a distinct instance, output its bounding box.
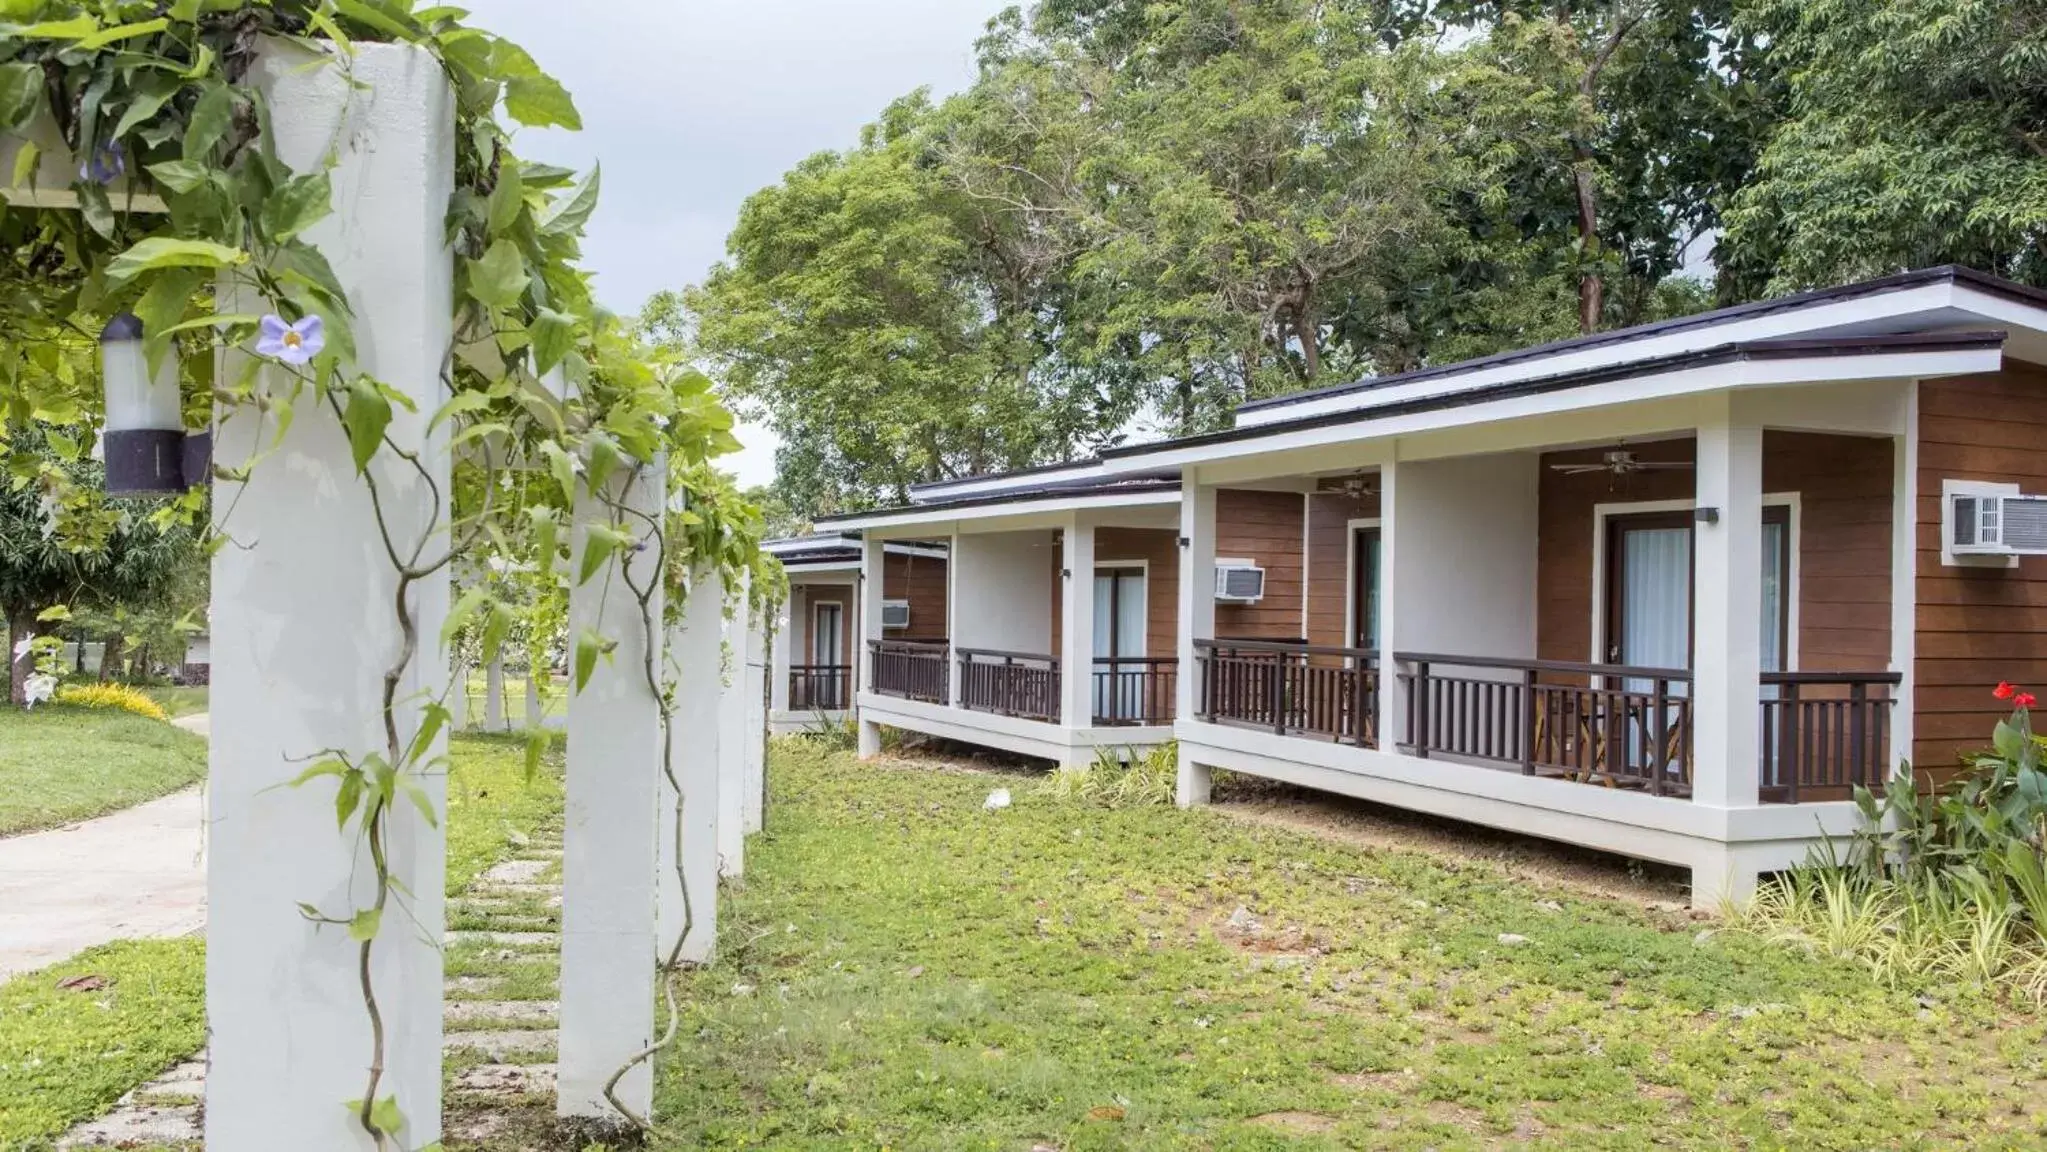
[140,685,209,719]
[590,742,2047,1151]
[0,736,564,1147]
[0,707,207,836]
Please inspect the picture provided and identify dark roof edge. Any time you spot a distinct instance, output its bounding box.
[1103,330,2007,459]
[1238,265,2044,416]
[817,478,1183,525]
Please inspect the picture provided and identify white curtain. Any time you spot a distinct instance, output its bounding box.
[1621,527,1691,672]
[1092,570,1145,719]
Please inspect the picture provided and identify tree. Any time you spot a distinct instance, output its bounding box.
[1721,0,2047,294]
[1,425,204,704]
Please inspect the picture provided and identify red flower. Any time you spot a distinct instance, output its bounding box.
[2019,692,2038,710]
[1995,681,2017,701]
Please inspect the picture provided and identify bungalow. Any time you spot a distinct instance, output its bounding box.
[819,266,2047,907]
[764,535,948,735]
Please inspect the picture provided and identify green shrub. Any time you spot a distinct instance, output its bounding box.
[1040,741,1177,808]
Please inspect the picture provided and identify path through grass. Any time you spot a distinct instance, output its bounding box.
[635,742,2047,1151]
[0,708,206,837]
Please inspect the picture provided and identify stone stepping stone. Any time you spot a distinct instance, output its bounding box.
[480,858,553,885]
[452,1062,557,1097]
[445,999,558,1027]
[444,1029,556,1059]
[57,1102,201,1148]
[445,930,557,949]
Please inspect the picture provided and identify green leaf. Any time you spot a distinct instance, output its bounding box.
[398,775,438,830]
[105,237,249,283]
[347,907,382,943]
[283,758,349,789]
[583,431,623,497]
[537,165,599,237]
[111,74,181,139]
[9,140,40,191]
[35,604,71,622]
[76,17,167,50]
[261,172,333,241]
[491,41,581,129]
[486,160,524,232]
[527,506,559,575]
[12,16,99,40]
[343,375,393,474]
[428,389,493,434]
[529,308,576,376]
[442,586,491,649]
[132,268,205,343]
[466,238,530,311]
[479,600,514,666]
[523,729,545,781]
[0,63,42,131]
[332,0,418,40]
[573,627,607,693]
[576,524,623,586]
[183,83,236,162]
[335,769,364,830]
[538,440,576,506]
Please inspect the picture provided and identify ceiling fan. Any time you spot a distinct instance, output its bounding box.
[1548,448,1694,477]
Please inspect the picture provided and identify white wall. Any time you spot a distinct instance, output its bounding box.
[1383,451,1540,742]
[950,531,1056,654]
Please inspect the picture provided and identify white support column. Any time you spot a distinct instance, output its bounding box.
[1176,474,1217,807]
[858,536,886,758]
[484,654,506,731]
[207,42,453,1152]
[558,463,665,1123]
[1377,459,1403,749]
[524,672,542,731]
[449,654,469,730]
[1692,397,1765,812]
[1059,515,1097,738]
[1888,385,1920,779]
[769,597,791,717]
[664,567,722,965]
[946,533,964,707]
[716,570,749,876]
[743,601,768,834]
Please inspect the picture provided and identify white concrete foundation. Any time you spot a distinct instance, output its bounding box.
[557,464,665,1123]
[667,568,723,965]
[206,41,453,1152]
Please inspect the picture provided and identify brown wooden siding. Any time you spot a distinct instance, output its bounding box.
[1214,489,1307,640]
[1915,363,2047,769]
[882,551,948,642]
[1051,527,1180,658]
[1534,432,1893,676]
[1305,491,1380,651]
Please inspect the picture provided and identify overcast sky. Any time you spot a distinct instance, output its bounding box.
[461,0,1006,487]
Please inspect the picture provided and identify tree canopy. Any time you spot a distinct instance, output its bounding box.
[671,0,2043,517]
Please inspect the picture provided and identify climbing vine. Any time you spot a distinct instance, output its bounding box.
[1,0,780,1144]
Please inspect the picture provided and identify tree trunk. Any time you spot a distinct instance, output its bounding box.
[1573,149,1604,334]
[1293,299,1321,380]
[8,610,36,706]
[132,643,152,683]
[100,632,127,683]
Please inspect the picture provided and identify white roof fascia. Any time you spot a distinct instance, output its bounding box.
[908,460,1114,502]
[1097,344,2003,478]
[824,488,1181,535]
[1231,281,1960,429]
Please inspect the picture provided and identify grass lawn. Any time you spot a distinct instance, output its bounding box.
[140,685,209,719]
[596,742,2047,1151]
[0,707,206,836]
[0,736,564,1148]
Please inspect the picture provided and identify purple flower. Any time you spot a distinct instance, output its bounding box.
[77,141,124,185]
[256,314,325,366]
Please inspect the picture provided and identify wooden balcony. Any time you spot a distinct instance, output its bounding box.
[1093,657,1177,726]
[1194,639,1379,748]
[869,639,949,705]
[788,664,852,711]
[1392,654,1900,802]
[958,648,1059,722]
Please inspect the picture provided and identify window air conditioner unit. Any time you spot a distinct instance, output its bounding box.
[881,599,912,629]
[1213,562,1266,604]
[1949,491,2047,557]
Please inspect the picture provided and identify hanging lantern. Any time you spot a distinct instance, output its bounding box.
[99,312,189,496]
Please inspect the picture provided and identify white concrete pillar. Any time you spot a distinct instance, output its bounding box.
[664,567,722,965]
[558,463,665,1123]
[716,570,748,876]
[524,670,542,730]
[1059,516,1097,733]
[1177,475,1217,807]
[1378,460,1403,748]
[1887,391,1919,781]
[769,597,791,717]
[1693,398,1765,810]
[484,655,506,731]
[207,41,453,1152]
[858,536,886,758]
[946,532,964,707]
[743,601,767,834]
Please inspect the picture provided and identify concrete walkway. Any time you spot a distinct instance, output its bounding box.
[0,714,209,979]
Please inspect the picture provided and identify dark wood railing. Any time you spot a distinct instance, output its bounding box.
[1396,653,1695,796]
[1092,657,1177,726]
[1194,639,1379,747]
[1761,671,1901,801]
[789,664,852,711]
[958,648,1060,722]
[869,639,949,704]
